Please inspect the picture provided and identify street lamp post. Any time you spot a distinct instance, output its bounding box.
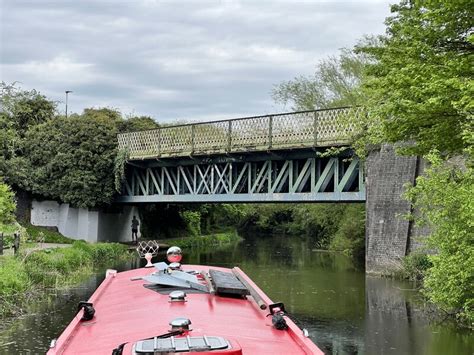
[65,90,73,118]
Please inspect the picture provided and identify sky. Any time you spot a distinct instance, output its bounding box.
[1,0,392,123]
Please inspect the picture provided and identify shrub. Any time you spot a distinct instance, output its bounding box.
[0,182,16,224]
[400,253,433,281]
[406,152,473,325]
[181,210,201,237]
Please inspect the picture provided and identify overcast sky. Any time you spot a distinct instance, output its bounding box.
[1,0,392,123]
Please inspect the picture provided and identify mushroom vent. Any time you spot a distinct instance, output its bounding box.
[170,317,192,331]
[169,291,187,302]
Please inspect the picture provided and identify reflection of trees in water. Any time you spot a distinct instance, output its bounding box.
[365,277,473,355]
[294,313,364,355]
[186,233,365,322]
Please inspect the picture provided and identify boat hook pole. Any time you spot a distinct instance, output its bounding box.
[232,267,267,310]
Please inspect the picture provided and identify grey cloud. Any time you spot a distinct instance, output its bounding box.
[1,0,391,122]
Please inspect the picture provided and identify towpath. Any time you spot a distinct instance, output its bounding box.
[1,242,71,256]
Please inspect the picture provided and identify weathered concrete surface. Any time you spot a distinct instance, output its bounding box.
[365,145,424,273]
[31,200,140,243]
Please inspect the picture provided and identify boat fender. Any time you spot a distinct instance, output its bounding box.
[268,302,288,330]
[272,313,289,330]
[77,301,95,321]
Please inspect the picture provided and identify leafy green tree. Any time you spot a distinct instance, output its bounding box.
[0,83,56,186]
[20,114,118,208]
[272,46,372,110]
[119,116,159,132]
[0,82,56,134]
[357,1,473,156]
[406,153,473,324]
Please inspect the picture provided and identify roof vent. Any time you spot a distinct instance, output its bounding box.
[169,317,192,332]
[169,262,181,270]
[167,246,182,263]
[169,290,187,302]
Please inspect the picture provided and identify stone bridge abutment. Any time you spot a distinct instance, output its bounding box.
[365,144,427,273]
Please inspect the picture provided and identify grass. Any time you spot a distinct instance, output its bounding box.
[162,230,242,249]
[24,224,74,244]
[0,241,130,317]
[1,223,74,251]
[0,223,19,235]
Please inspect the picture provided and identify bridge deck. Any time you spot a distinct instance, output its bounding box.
[118,107,363,160]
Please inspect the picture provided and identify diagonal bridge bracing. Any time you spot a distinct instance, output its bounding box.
[116,107,366,203]
[117,156,365,203]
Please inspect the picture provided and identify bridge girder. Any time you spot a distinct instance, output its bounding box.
[117,156,366,203]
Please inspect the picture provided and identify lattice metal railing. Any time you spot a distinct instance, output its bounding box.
[118,107,363,159]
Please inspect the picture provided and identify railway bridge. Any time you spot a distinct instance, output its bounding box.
[117,108,364,203]
[117,107,425,273]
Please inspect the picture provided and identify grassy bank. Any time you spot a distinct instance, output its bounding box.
[163,230,241,249]
[0,223,74,250]
[0,241,130,317]
[24,224,74,244]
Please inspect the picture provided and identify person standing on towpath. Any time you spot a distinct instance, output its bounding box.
[131,216,139,244]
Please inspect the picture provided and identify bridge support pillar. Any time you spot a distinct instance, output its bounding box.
[365,145,427,274]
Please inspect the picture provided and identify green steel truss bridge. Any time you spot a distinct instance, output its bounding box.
[116,107,365,203]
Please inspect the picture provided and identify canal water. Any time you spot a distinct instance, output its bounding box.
[0,234,472,354]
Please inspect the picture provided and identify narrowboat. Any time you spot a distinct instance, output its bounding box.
[47,246,323,354]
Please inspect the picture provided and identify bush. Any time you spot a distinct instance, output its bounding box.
[400,253,433,281]
[165,231,240,249]
[181,210,201,237]
[406,152,474,325]
[329,205,365,259]
[0,182,16,224]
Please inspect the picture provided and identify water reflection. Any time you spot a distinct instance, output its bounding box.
[184,234,365,354]
[365,277,473,355]
[0,234,472,355]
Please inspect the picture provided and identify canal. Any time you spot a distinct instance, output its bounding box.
[0,233,472,354]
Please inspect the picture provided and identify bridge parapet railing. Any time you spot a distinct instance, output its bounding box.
[118,107,362,159]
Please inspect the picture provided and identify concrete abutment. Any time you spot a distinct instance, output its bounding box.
[29,200,140,243]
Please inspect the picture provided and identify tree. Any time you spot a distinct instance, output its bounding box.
[119,115,159,132]
[20,113,119,208]
[406,153,473,324]
[0,83,56,186]
[357,1,473,156]
[272,46,372,110]
[0,82,56,134]
[359,1,473,324]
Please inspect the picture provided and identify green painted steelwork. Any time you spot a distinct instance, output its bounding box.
[117,156,365,203]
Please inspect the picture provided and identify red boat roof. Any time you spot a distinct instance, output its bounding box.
[48,265,323,355]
